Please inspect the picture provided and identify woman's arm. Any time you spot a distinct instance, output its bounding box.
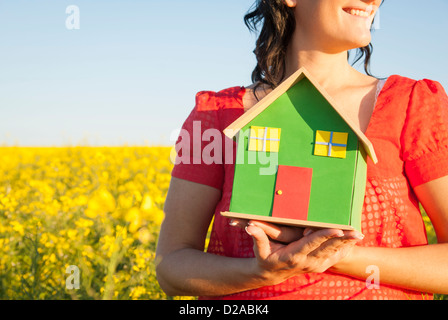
[155,177,262,296]
[330,176,448,294]
[331,243,448,294]
[156,177,363,297]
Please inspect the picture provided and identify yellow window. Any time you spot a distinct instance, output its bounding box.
[248,126,281,153]
[314,130,348,159]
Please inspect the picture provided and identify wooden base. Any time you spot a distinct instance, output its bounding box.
[220,211,355,231]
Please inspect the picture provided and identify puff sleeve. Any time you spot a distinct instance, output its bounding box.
[170,91,225,191]
[401,79,448,188]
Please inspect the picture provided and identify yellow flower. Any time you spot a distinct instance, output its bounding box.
[75,218,94,229]
[139,194,164,226]
[124,207,142,234]
[118,193,133,210]
[49,253,57,263]
[10,221,24,236]
[140,193,153,212]
[74,194,89,207]
[129,286,146,300]
[85,188,116,218]
[67,229,78,241]
[81,245,95,259]
[146,208,164,226]
[136,227,152,244]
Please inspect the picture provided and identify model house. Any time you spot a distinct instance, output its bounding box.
[221,68,378,231]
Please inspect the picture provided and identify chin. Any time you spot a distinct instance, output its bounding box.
[347,34,372,50]
[359,36,372,48]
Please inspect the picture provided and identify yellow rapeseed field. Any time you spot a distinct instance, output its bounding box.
[0,146,189,300]
[0,146,444,300]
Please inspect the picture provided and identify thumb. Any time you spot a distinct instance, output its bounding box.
[246,223,271,260]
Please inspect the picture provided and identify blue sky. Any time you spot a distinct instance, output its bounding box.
[1,0,447,146]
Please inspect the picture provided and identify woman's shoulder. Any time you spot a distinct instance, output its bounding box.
[193,85,246,112]
[385,74,446,93]
[378,74,447,112]
[193,82,273,112]
[381,74,416,91]
[195,85,246,101]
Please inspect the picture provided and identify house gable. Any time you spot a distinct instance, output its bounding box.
[224,68,378,164]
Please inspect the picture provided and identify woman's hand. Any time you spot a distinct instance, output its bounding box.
[230,219,364,285]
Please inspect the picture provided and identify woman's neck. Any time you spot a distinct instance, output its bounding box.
[284,43,357,93]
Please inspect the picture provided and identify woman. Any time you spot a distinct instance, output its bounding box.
[156,0,448,300]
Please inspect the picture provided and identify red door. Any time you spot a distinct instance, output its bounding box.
[272,165,313,221]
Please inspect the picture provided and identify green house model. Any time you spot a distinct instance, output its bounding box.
[221,68,378,231]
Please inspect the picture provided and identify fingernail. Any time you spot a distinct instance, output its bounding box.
[245,225,252,236]
[355,233,365,240]
[336,231,345,237]
[347,232,365,240]
[229,220,238,226]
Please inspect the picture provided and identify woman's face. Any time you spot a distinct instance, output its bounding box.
[287,0,381,53]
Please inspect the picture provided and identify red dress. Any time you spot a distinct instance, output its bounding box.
[171,75,448,300]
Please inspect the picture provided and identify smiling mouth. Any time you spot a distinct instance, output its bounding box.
[343,8,374,18]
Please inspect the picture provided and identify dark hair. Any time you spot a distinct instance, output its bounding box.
[244,0,380,93]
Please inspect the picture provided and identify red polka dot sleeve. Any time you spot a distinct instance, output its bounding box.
[171,90,225,191]
[401,79,448,188]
